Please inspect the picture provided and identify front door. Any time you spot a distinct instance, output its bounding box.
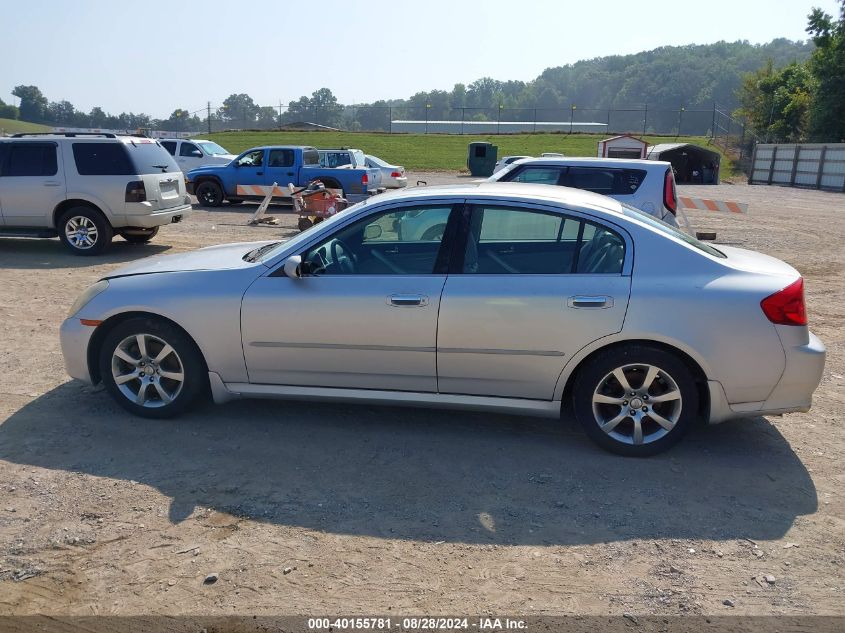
[240,203,457,391]
[0,142,65,227]
[436,203,632,400]
[232,148,266,196]
[177,141,205,172]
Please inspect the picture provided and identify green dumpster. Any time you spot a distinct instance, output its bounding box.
[467,141,498,177]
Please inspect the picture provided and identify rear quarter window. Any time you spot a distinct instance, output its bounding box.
[566,167,647,195]
[303,148,319,165]
[124,141,180,174]
[72,143,134,175]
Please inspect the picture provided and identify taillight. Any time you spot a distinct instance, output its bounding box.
[663,168,677,215]
[761,278,807,326]
[125,180,146,203]
[390,171,402,178]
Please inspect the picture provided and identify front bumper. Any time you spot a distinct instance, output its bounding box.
[60,317,97,385]
[124,203,192,229]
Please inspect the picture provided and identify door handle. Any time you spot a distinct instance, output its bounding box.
[567,295,613,309]
[43,181,61,187]
[388,294,428,307]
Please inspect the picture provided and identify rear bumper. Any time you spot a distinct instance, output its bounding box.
[125,204,192,228]
[60,317,96,385]
[707,330,825,423]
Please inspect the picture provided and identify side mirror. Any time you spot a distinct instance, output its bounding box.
[192,150,203,157]
[283,255,303,278]
[363,224,382,240]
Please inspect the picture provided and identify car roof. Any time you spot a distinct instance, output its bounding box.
[366,182,626,215]
[512,156,670,169]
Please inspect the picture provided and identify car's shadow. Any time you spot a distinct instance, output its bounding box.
[0,383,816,546]
[0,238,172,270]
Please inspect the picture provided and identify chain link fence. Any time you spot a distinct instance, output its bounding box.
[191,103,746,139]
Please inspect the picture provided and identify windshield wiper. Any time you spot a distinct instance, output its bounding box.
[243,241,282,262]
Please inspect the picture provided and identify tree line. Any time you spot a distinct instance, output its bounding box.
[737,0,845,142]
[1,36,829,137]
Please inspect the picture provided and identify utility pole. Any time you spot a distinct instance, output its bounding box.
[642,104,648,135]
[207,102,211,135]
[278,100,283,129]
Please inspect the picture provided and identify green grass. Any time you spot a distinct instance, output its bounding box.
[201,130,736,177]
[0,118,51,135]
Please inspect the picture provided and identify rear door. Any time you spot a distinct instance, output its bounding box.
[263,148,298,188]
[436,202,632,400]
[0,141,65,227]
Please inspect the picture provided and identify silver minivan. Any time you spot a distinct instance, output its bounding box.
[0,133,192,254]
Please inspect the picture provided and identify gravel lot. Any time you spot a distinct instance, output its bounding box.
[0,176,842,618]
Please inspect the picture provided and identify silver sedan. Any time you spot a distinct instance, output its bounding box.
[60,183,825,456]
[365,154,407,188]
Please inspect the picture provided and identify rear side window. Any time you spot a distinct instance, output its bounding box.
[566,167,647,195]
[72,143,133,175]
[3,143,58,176]
[161,141,177,155]
[462,205,625,275]
[268,149,294,167]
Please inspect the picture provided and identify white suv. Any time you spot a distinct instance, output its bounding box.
[489,157,679,226]
[159,138,236,173]
[0,133,192,254]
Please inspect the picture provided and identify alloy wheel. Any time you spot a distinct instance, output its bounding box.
[111,333,185,408]
[65,216,99,250]
[591,363,683,446]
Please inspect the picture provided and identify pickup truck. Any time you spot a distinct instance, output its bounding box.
[185,145,380,206]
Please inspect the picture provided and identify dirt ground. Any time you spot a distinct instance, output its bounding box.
[0,176,843,619]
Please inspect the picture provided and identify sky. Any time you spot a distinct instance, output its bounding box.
[0,0,839,119]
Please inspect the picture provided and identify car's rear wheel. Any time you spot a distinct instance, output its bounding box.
[99,317,206,419]
[119,227,159,243]
[196,181,223,207]
[573,345,698,456]
[58,206,113,255]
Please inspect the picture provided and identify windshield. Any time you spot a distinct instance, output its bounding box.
[197,141,230,156]
[124,140,180,174]
[255,200,368,263]
[621,203,726,258]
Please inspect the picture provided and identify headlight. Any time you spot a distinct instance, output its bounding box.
[67,280,109,318]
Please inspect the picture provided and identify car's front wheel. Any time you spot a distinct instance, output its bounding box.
[573,345,698,456]
[58,206,113,255]
[99,317,207,419]
[196,181,223,207]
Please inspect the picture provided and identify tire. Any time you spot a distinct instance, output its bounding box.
[421,224,446,241]
[99,317,207,419]
[196,180,224,207]
[309,179,343,197]
[119,227,159,244]
[58,206,113,256]
[572,345,699,457]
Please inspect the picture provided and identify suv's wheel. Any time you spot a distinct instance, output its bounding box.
[573,345,699,457]
[99,317,207,419]
[58,206,113,255]
[119,227,159,244]
[196,181,223,207]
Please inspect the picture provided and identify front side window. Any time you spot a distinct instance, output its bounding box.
[300,205,454,276]
[237,150,263,167]
[461,205,625,275]
[4,143,57,177]
[179,142,201,157]
[72,143,133,176]
[503,166,563,185]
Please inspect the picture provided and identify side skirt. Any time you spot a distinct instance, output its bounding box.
[207,372,560,418]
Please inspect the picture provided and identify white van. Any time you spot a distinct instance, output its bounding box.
[0,133,192,254]
[159,138,236,173]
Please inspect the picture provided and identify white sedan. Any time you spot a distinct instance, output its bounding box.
[365,154,407,188]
